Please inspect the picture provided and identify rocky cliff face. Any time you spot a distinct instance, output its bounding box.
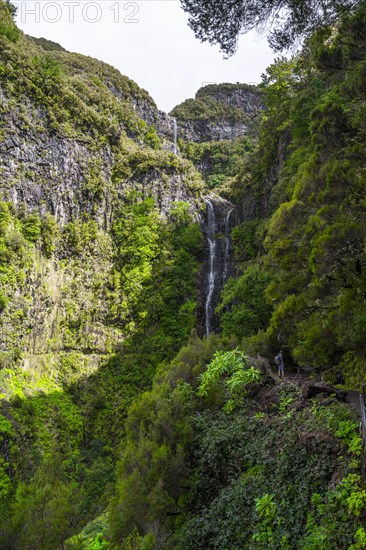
[198,195,237,337]
[0,83,202,226]
[0,27,205,385]
[170,83,263,143]
[196,83,262,112]
[132,96,178,152]
[0,26,261,381]
[0,99,200,225]
[0,4,259,543]
[178,118,249,143]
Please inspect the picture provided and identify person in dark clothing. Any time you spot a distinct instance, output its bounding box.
[275,350,285,378]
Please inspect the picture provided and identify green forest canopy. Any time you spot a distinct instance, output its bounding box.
[1,0,366,547]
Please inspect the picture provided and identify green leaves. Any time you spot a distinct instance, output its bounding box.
[109,376,194,545]
[171,95,249,123]
[244,4,366,372]
[253,493,282,547]
[0,20,19,43]
[198,349,261,410]
[231,220,260,260]
[21,213,41,243]
[254,492,276,519]
[7,459,82,549]
[218,266,273,339]
[33,54,63,82]
[110,196,201,352]
[40,214,58,258]
[0,202,11,236]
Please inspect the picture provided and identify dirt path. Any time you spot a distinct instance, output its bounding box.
[285,371,361,415]
[346,390,361,414]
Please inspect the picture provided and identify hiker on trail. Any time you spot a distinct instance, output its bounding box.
[275,350,285,378]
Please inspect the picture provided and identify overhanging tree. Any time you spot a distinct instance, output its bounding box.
[180,0,357,54]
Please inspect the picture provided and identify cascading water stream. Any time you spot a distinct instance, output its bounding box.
[223,208,234,283]
[172,117,178,155]
[205,199,216,338]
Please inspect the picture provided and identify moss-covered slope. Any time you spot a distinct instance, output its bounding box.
[170,83,262,196]
[0,5,205,545]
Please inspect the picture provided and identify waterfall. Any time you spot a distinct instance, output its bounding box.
[202,199,236,338]
[223,208,234,283]
[172,117,178,155]
[205,199,216,338]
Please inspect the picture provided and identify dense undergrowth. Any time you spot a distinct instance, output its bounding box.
[0,195,202,547]
[105,341,365,549]
[178,135,256,193]
[0,7,204,542]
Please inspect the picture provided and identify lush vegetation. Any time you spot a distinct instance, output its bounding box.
[1,0,366,547]
[0,195,202,547]
[28,36,66,52]
[170,83,262,136]
[0,17,158,145]
[107,343,365,549]
[171,95,249,123]
[196,82,259,98]
[0,10,204,544]
[179,136,255,193]
[218,1,366,386]
[172,83,261,196]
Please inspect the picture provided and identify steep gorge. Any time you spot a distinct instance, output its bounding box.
[0,4,260,546]
[1,1,366,547]
[201,196,236,337]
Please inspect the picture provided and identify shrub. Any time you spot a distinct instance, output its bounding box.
[41,214,58,258]
[0,202,11,235]
[33,54,63,81]
[0,293,7,313]
[22,213,41,243]
[0,21,20,43]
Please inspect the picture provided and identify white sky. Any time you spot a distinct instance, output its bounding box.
[14,0,275,112]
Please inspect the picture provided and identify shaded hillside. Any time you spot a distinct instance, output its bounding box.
[107,344,365,549]
[1,0,366,547]
[219,2,366,386]
[0,4,205,546]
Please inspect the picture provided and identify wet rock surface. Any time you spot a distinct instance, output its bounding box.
[198,195,236,337]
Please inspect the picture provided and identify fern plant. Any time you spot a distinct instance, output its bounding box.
[198,349,261,411]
